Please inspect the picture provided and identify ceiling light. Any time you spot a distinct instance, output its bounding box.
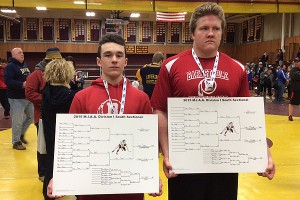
[86,12,95,17]
[36,7,47,11]
[74,1,85,4]
[130,13,140,18]
[1,9,17,13]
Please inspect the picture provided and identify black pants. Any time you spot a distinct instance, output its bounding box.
[0,89,10,116]
[169,173,238,200]
[35,123,47,177]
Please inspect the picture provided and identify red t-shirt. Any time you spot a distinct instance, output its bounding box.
[151,49,250,112]
[70,78,151,200]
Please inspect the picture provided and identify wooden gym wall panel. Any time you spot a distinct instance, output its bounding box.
[0,36,299,65]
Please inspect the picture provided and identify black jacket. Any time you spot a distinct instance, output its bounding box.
[290,67,300,91]
[41,83,78,178]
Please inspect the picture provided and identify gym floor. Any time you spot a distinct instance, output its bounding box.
[0,98,299,200]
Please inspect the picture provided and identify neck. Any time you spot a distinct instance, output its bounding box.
[102,75,123,85]
[192,46,217,58]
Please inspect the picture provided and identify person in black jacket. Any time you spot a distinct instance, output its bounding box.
[41,58,79,200]
[4,48,34,150]
[136,52,164,99]
[288,57,300,121]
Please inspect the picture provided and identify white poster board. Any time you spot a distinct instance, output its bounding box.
[53,114,159,195]
[168,97,268,174]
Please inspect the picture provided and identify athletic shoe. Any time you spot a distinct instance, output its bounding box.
[288,115,293,121]
[20,135,28,144]
[13,141,26,150]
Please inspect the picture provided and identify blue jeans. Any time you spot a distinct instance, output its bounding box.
[276,82,285,102]
[8,98,34,144]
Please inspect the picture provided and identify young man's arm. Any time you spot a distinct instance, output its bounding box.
[258,147,275,180]
[153,109,176,179]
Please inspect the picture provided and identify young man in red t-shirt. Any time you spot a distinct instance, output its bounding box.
[151,2,275,200]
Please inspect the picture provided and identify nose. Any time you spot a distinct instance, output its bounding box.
[207,28,214,37]
[111,54,118,63]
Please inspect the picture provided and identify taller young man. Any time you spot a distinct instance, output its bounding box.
[151,2,275,200]
[47,34,162,200]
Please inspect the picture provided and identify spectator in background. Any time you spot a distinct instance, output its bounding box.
[41,58,79,200]
[268,66,276,101]
[66,56,85,90]
[275,64,287,103]
[276,49,284,66]
[260,66,272,100]
[255,62,264,96]
[245,63,253,90]
[261,51,269,68]
[0,59,10,119]
[4,47,34,150]
[136,52,164,99]
[286,65,292,100]
[288,57,300,121]
[131,78,140,89]
[296,47,300,60]
[25,47,62,182]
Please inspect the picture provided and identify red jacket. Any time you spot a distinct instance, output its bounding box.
[25,70,46,123]
[70,78,152,115]
[70,77,151,200]
[0,67,7,89]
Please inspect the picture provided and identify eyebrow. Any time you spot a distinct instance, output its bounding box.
[103,51,124,55]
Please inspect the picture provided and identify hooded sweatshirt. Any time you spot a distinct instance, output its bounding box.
[70,77,152,115]
[4,57,31,99]
[25,60,49,123]
[69,77,151,200]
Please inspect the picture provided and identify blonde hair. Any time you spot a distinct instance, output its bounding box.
[44,59,75,88]
[189,2,226,34]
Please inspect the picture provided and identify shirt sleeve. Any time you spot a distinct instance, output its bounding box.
[25,71,43,106]
[69,94,83,114]
[238,70,251,97]
[136,68,142,83]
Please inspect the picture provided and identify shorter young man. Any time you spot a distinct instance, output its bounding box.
[47,34,162,200]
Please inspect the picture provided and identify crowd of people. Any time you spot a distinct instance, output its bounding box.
[4,1,300,200]
[244,52,300,121]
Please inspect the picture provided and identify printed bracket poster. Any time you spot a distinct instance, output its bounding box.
[53,114,159,195]
[168,97,268,174]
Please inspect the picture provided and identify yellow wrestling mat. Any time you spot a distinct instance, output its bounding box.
[0,114,299,200]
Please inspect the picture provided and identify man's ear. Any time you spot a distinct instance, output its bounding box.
[124,57,128,68]
[96,57,101,68]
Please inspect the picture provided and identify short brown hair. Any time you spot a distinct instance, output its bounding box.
[97,34,126,58]
[152,52,164,63]
[189,2,226,34]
